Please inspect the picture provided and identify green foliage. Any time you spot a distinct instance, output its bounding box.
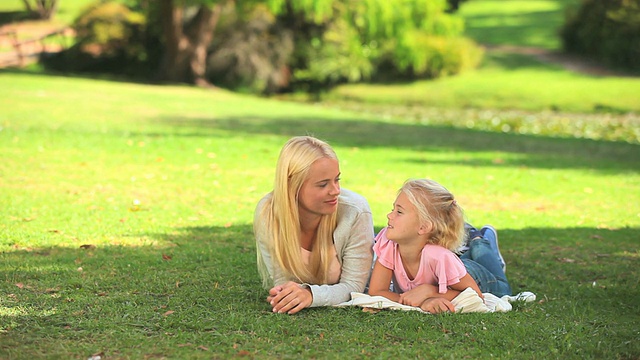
[561,0,640,70]
[293,17,376,86]
[276,0,483,90]
[73,1,145,58]
[41,1,154,76]
[206,4,294,94]
[392,32,483,78]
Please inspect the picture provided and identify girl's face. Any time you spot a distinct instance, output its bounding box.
[298,157,341,218]
[386,192,423,244]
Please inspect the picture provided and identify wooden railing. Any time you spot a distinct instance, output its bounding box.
[0,27,71,67]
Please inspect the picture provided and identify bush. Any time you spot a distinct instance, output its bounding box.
[390,32,484,78]
[561,0,640,71]
[293,18,377,89]
[206,5,294,94]
[42,1,151,77]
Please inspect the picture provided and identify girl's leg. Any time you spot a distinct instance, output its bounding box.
[461,226,511,296]
[462,258,511,297]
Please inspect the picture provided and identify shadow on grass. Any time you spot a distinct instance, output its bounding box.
[1,225,638,357]
[2,225,637,302]
[0,11,32,25]
[156,115,640,173]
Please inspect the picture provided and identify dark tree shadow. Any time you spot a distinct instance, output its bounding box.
[147,115,640,174]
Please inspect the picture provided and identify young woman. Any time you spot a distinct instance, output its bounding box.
[254,136,374,314]
[368,178,511,313]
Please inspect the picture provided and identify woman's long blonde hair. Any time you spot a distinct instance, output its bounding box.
[257,136,339,287]
[400,179,465,251]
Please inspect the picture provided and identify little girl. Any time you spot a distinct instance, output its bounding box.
[368,178,511,313]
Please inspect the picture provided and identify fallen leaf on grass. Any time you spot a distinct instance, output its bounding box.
[362,307,381,314]
[15,283,24,289]
[163,310,174,316]
[162,254,172,261]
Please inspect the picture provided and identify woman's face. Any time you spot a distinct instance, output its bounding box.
[298,157,341,218]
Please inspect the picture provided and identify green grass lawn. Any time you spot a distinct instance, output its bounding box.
[458,0,582,50]
[325,0,640,131]
[1,71,639,359]
[1,1,640,358]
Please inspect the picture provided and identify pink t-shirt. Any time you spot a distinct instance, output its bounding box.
[373,227,467,294]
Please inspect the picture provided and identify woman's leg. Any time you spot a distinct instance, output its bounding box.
[461,226,511,296]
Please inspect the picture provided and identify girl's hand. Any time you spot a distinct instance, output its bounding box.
[267,281,313,314]
[399,284,438,307]
[419,297,455,314]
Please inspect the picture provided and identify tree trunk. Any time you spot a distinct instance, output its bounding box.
[157,0,223,86]
[21,0,58,20]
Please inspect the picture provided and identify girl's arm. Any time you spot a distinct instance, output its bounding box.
[367,260,400,302]
[448,273,484,300]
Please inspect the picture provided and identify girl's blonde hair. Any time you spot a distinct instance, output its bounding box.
[257,136,338,287]
[399,179,465,251]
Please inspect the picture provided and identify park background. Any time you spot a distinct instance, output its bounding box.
[1,0,639,359]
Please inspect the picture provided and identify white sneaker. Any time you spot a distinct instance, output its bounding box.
[502,291,537,303]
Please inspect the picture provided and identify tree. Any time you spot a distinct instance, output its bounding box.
[21,0,58,20]
[150,0,478,86]
[155,0,226,85]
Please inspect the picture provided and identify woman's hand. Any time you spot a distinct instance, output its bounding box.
[419,297,455,314]
[399,284,438,307]
[266,281,313,314]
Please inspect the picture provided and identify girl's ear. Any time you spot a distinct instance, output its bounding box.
[418,222,432,235]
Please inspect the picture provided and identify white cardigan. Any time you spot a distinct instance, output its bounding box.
[254,188,375,307]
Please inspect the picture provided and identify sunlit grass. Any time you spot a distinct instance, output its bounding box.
[458,0,582,49]
[1,71,639,358]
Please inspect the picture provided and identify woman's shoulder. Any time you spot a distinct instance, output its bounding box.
[254,192,273,218]
[338,188,371,213]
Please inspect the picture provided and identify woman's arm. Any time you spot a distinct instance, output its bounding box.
[308,208,374,306]
[367,260,400,302]
[254,196,288,287]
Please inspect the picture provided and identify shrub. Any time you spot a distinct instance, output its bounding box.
[391,31,484,78]
[561,0,640,71]
[206,5,294,94]
[42,1,151,76]
[293,18,377,89]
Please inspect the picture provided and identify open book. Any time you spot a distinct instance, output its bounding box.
[335,287,536,314]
